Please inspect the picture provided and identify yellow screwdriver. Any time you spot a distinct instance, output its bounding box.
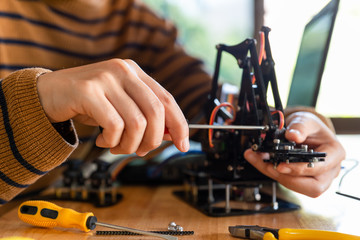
[18,200,177,240]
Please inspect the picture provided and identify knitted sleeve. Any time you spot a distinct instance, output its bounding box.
[0,68,78,204]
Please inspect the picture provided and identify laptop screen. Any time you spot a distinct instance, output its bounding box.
[286,0,339,107]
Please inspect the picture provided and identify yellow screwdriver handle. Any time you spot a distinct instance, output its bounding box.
[18,200,97,232]
[277,228,360,240]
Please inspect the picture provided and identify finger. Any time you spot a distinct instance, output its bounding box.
[245,148,325,179]
[163,133,172,141]
[244,149,338,197]
[281,140,344,174]
[285,113,318,143]
[271,140,339,176]
[244,149,281,180]
[275,161,326,176]
[285,112,334,145]
[114,62,165,155]
[82,95,125,148]
[275,165,340,197]
[105,88,147,155]
[124,60,189,152]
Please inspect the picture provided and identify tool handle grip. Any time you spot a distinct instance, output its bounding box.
[278,228,360,240]
[18,200,96,232]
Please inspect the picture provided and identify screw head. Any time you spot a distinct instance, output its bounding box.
[307,162,315,168]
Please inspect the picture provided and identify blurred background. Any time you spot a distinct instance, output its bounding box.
[143,0,360,133]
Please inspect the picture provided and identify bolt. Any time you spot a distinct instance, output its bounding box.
[301,144,308,152]
[252,144,259,151]
[227,165,234,172]
[214,131,221,138]
[273,139,280,144]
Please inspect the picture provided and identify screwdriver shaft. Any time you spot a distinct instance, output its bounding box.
[188,124,267,130]
[96,222,177,240]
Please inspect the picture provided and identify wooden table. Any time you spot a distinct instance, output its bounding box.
[0,181,359,240]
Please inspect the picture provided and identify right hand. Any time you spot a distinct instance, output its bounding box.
[37,59,189,156]
[244,111,345,197]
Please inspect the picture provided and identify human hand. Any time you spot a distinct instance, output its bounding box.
[244,111,345,197]
[37,59,189,156]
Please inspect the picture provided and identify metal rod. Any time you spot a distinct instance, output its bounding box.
[188,124,267,130]
[272,182,278,210]
[96,222,177,240]
[225,184,231,214]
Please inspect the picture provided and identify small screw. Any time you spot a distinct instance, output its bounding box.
[175,225,183,232]
[168,222,177,231]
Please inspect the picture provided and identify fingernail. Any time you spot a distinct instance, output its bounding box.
[137,151,148,157]
[278,167,292,174]
[181,138,190,152]
[289,129,300,135]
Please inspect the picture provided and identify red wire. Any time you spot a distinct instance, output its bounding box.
[208,102,236,148]
[271,110,285,129]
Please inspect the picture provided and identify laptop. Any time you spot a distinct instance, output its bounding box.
[286,0,339,107]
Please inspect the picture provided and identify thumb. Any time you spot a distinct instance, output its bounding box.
[285,128,307,144]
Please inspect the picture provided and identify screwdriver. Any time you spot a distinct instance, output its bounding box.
[18,200,177,240]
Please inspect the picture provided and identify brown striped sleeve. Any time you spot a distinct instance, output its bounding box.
[0,68,78,204]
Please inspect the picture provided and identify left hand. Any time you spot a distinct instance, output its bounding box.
[244,111,345,197]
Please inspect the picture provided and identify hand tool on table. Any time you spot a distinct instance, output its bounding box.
[228,225,360,240]
[18,200,177,240]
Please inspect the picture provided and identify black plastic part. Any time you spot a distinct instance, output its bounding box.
[40,208,58,219]
[90,160,112,188]
[63,159,85,187]
[20,205,38,215]
[86,216,97,230]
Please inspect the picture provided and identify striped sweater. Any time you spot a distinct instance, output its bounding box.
[0,0,212,204]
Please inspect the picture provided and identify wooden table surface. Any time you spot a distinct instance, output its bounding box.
[0,181,359,240]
